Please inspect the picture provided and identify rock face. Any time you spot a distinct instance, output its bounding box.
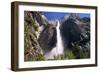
[60,18,82,48]
[38,25,57,53]
[24,12,90,61]
[60,14,90,59]
[24,11,58,61]
[24,11,45,61]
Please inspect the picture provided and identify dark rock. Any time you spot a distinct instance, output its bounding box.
[60,18,82,48]
[38,25,57,53]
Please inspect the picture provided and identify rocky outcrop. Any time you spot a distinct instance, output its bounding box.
[60,14,90,59]
[24,11,58,61]
[24,11,44,61]
[60,18,82,48]
[38,24,57,53]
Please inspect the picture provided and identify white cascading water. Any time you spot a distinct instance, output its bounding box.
[56,20,64,55]
[45,20,64,60]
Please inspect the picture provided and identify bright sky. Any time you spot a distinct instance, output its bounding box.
[43,12,90,20]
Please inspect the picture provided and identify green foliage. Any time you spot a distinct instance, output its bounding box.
[35,54,45,61]
[72,44,90,59]
[31,19,39,31]
[65,49,75,59]
[27,54,34,61]
[25,53,45,61]
[54,54,64,60]
[63,43,90,60]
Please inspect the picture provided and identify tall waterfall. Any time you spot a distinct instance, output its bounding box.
[56,20,64,55]
[45,20,64,60]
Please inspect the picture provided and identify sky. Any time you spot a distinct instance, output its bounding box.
[43,12,90,20]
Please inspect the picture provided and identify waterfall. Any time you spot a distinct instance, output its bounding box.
[45,20,64,60]
[56,20,64,55]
